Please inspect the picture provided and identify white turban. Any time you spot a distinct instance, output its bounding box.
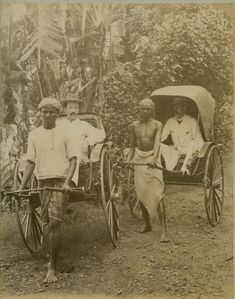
[38,98,61,111]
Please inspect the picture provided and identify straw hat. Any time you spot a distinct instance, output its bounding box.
[61,93,84,107]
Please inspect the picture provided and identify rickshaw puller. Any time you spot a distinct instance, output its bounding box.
[126,98,169,243]
[18,98,77,283]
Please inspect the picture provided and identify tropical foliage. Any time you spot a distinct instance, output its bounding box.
[0,3,233,183]
[103,4,234,149]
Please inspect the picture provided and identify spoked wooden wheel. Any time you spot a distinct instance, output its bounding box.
[14,160,43,254]
[204,145,224,226]
[127,168,143,220]
[100,148,119,247]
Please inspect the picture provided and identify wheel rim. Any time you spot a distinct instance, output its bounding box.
[204,146,224,226]
[14,160,43,254]
[100,148,119,247]
[15,200,43,253]
[127,168,143,220]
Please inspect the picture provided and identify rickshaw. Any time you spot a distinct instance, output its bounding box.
[127,86,224,227]
[3,112,120,254]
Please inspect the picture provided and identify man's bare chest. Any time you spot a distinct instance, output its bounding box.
[135,124,157,139]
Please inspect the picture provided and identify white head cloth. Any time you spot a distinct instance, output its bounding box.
[38,98,62,111]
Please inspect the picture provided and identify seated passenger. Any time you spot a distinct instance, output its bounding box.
[57,94,106,185]
[161,97,204,173]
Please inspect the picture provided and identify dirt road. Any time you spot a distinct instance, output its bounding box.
[0,154,233,299]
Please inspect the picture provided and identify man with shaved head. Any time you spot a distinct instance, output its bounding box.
[18,98,78,283]
[126,98,169,242]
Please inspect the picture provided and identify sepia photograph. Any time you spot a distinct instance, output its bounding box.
[0,2,234,299]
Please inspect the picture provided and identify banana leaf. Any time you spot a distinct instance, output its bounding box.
[19,10,64,66]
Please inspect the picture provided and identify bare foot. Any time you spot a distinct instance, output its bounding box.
[138,226,152,233]
[43,262,57,283]
[43,268,57,283]
[160,232,170,243]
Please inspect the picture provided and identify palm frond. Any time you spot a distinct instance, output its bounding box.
[19,8,64,66]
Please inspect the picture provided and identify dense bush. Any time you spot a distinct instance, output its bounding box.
[103,4,234,150]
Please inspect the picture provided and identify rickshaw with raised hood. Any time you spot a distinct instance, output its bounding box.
[127,86,224,227]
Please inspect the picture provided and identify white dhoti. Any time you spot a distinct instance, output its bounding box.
[133,148,164,218]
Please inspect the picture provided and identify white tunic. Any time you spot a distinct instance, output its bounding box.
[161,114,204,172]
[26,125,78,180]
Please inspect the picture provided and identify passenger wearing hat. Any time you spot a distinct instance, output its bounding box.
[126,98,169,243]
[161,96,204,172]
[18,97,78,283]
[58,94,106,185]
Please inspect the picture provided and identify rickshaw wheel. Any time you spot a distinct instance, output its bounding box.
[204,145,224,227]
[100,148,119,248]
[127,168,143,220]
[14,160,43,254]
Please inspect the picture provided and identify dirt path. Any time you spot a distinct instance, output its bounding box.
[0,154,233,299]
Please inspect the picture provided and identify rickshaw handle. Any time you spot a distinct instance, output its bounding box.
[5,187,84,196]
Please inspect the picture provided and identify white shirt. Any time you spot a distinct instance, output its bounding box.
[161,114,204,154]
[26,125,78,179]
[57,118,106,159]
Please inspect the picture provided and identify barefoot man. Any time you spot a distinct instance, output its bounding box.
[126,98,169,242]
[18,98,77,283]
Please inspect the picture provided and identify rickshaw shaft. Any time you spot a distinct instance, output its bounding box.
[117,162,182,175]
[6,187,84,196]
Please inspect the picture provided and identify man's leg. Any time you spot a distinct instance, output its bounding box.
[161,144,179,171]
[181,141,194,173]
[139,202,152,233]
[43,187,64,283]
[44,218,61,283]
[157,196,169,242]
